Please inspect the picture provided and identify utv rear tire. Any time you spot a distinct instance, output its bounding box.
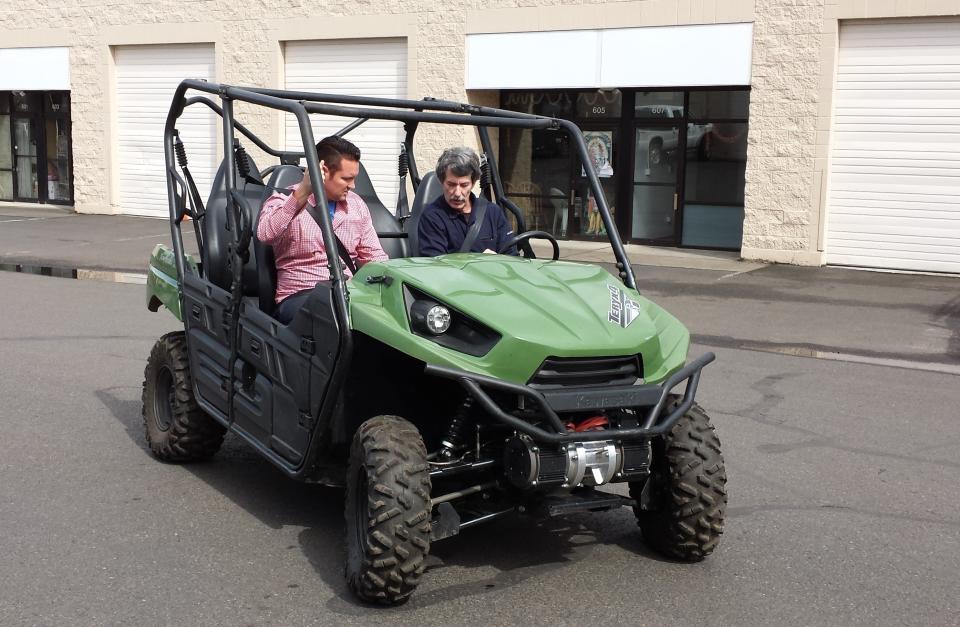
[630,402,726,561]
[345,416,432,605]
[142,331,225,462]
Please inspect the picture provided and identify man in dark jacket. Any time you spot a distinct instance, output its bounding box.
[417,147,517,257]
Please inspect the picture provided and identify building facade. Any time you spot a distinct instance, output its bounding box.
[1,0,959,272]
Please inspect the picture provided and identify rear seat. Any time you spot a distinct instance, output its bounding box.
[202,154,265,294]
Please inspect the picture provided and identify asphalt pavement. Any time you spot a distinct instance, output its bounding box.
[1,204,959,624]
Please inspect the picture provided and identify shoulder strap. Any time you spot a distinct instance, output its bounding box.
[302,201,358,275]
[460,196,489,253]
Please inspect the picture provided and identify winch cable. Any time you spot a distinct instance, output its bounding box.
[566,415,610,432]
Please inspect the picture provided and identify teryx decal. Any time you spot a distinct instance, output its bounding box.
[607,284,641,328]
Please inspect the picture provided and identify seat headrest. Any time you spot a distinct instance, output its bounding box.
[405,171,443,256]
[412,171,443,213]
[267,164,304,192]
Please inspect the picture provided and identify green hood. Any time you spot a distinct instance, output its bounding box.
[350,254,689,384]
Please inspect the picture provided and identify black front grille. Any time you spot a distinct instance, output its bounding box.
[528,355,642,389]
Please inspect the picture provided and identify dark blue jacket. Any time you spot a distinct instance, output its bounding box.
[418,194,517,256]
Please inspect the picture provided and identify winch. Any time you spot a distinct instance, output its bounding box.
[503,435,651,489]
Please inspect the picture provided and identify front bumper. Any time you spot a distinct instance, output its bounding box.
[424,352,715,444]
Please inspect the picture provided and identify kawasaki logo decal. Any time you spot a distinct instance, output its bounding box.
[607,284,641,328]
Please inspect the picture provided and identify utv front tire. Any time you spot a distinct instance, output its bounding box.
[630,402,727,561]
[142,331,225,462]
[345,416,432,605]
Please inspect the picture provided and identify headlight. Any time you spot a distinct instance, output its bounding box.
[411,301,452,335]
[404,285,501,357]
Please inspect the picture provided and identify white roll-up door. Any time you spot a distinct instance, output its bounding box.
[115,44,216,218]
[284,38,406,209]
[826,20,960,273]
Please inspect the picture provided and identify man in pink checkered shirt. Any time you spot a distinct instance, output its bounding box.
[257,136,388,323]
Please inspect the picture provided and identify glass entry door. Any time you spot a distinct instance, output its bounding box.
[13,117,39,201]
[12,92,40,201]
[632,124,681,243]
[631,92,685,244]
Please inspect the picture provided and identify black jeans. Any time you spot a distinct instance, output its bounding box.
[275,289,312,324]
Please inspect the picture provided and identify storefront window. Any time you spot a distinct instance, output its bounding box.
[0,90,72,204]
[689,90,750,120]
[682,90,750,248]
[573,128,617,237]
[44,92,72,203]
[501,87,749,249]
[500,92,574,234]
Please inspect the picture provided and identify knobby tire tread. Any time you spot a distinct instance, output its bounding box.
[142,331,225,462]
[345,415,432,605]
[630,401,727,561]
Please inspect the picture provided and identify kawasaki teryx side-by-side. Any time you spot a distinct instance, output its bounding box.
[142,80,727,605]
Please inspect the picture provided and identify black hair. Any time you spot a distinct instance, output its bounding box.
[315,136,361,172]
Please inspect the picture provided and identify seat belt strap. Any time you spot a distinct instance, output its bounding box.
[460,197,489,253]
[302,202,358,275]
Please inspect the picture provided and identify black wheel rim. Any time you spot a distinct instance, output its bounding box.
[154,365,175,432]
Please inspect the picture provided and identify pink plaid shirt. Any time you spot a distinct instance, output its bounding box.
[257,184,388,303]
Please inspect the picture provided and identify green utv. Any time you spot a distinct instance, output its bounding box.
[143,80,727,605]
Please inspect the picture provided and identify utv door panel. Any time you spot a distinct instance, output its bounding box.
[235,289,341,466]
[182,274,232,421]
[232,361,273,442]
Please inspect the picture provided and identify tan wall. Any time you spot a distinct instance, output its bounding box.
[4,0,955,263]
[742,0,960,266]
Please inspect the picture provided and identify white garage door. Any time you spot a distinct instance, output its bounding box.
[826,20,960,273]
[284,38,406,210]
[115,44,216,217]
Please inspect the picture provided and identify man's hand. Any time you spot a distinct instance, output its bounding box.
[293,160,325,208]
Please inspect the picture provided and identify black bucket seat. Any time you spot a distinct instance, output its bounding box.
[405,171,443,256]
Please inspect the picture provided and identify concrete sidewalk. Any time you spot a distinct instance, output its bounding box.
[0,204,194,274]
[2,202,958,371]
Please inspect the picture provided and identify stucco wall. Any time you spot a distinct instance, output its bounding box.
[740,0,960,265]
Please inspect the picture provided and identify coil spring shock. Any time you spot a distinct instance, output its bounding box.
[235,141,251,180]
[174,133,188,168]
[439,395,474,461]
[479,156,491,198]
[397,147,409,178]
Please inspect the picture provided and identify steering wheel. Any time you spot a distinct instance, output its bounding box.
[498,230,560,261]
